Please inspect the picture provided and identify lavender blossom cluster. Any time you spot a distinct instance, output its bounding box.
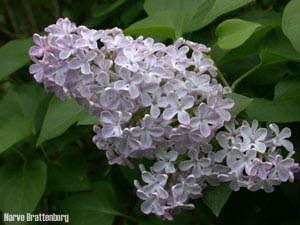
[29,18,299,220]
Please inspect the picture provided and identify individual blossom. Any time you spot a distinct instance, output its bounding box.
[179,149,211,178]
[162,93,194,124]
[153,150,178,174]
[131,115,165,149]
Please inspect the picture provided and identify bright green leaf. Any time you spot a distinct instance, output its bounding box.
[126,0,253,38]
[0,160,47,214]
[0,38,32,80]
[282,0,300,53]
[37,97,84,145]
[125,11,179,39]
[225,93,253,116]
[216,19,260,49]
[202,184,231,217]
[77,112,99,126]
[246,97,300,123]
[61,181,122,225]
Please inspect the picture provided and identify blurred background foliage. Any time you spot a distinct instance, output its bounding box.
[0,0,300,225]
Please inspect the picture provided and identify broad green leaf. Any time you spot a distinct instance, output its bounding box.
[47,148,91,192]
[0,160,47,214]
[216,19,261,49]
[0,38,32,80]
[126,0,253,38]
[282,0,300,54]
[125,11,180,39]
[274,76,300,99]
[246,97,300,123]
[187,0,254,32]
[143,0,205,15]
[0,115,32,154]
[216,25,273,65]
[120,1,144,27]
[92,0,127,17]
[261,28,300,61]
[77,112,99,125]
[0,85,52,154]
[239,10,281,26]
[245,61,290,86]
[202,184,231,217]
[215,11,281,65]
[0,84,51,134]
[225,93,253,116]
[37,97,84,145]
[246,76,300,122]
[62,181,121,225]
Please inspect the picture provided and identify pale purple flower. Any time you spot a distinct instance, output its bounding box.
[248,159,273,179]
[76,26,103,49]
[45,17,76,37]
[179,150,211,178]
[163,93,194,124]
[227,149,256,174]
[139,171,169,199]
[137,191,164,215]
[207,92,234,122]
[268,155,299,182]
[131,115,164,148]
[171,175,202,203]
[268,124,294,152]
[240,120,267,153]
[153,150,178,173]
[69,50,97,74]
[29,34,49,57]
[190,103,220,137]
[100,111,123,138]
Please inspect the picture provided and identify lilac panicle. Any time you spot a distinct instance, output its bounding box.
[29,18,299,220]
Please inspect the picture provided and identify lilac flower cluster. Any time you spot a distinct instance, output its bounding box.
[29,18,299,220]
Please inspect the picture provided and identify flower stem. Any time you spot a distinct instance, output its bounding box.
[231,63,261,92]
[217,69,230,87]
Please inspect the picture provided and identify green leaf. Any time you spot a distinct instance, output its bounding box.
[126,0,253,38]
[225,93,253,116]
[239,10,281,26]
[0,38,32,80]
[92,0,127,17]
[202,184,231,217]
[0,84,52,134]
[274,76,300,99]
[245,76,300,122]
[246,97,300,123]
[61,181,122,225]
[47,148,91,192]
[282,0,300,54]
[0,85,52,154]
[37,97,84,145]
[125,11,180,39]
[77,112,99,125]
[0,115,32,154]
[0,160,47,213]
[216,19,261,49]
[261,28,300,61]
